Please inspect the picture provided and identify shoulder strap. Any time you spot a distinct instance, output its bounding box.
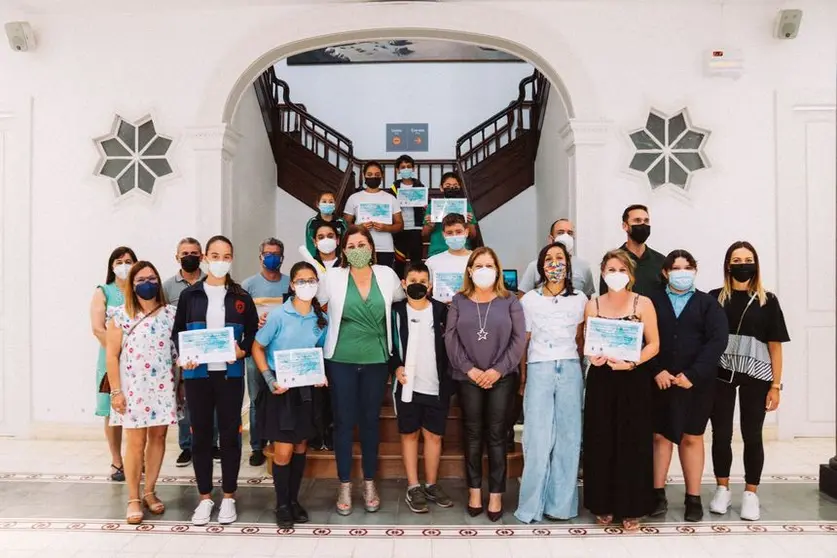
[594,297,600,316]
[734,293,758,335]
[122,305,163,346]
[633,294,640,315]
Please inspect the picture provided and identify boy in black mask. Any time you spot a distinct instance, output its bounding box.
[390,263,454,514]
[599,204,665,296]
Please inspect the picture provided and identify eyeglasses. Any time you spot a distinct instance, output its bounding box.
[293,279,318,287]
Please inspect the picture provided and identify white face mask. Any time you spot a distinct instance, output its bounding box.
[294,283,319,302]
[554,233,574,255]
[471,267,497,289]
[317,237,337,255]
[604,271,630,292]
[113,263,131,281]
[208,260,231,279]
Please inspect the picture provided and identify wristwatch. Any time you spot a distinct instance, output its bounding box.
[771,383,783,391]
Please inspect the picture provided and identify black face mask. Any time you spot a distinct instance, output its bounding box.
[364,177,382,189]
[180,255,201,273]
[443,187,463,198]
[406,283,429,300]
[628,224,651,244]
[730,263,757,283]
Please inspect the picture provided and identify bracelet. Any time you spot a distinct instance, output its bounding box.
[629,361,637,370]
[110,389,122,397]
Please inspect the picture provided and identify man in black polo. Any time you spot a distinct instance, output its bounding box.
[599,204,665,296]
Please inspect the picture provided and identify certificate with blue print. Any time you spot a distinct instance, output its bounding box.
[429,198,467,223]
[397,187,428,208]
[583,317,643,362]
[273,348,327,388]
[178,327,236,365]
[357,202,393,224]
[433,272,464,303]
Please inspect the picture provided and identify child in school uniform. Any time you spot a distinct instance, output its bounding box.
[390,262,454,513]
[251,262,328,529]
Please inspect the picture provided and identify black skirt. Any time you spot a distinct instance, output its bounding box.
[652,377,715,443]
[258,387,317,445]
[582,364,655,518]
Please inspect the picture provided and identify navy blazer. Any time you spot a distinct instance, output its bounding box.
[649,289,728,385]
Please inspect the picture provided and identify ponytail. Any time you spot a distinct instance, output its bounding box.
[312,297,328,331]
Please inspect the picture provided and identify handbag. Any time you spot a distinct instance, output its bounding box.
[717,292,757,383]
[98,305,163,394]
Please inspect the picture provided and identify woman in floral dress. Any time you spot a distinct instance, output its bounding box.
[106,261,178,524]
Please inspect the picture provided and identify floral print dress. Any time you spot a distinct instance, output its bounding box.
[109,305,179,429]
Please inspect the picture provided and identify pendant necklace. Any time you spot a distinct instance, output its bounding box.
[475,299,493,341]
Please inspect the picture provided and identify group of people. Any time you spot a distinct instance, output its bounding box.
[90,163,789,531]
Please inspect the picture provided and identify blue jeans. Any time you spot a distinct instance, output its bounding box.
[515,359,583,523]
[246,357,265,452]
[178,400,220,451]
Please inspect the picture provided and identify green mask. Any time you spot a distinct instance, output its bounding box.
[345,246,373,268]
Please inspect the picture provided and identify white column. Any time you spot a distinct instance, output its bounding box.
[185,124,242,242]
[560,120,611,266]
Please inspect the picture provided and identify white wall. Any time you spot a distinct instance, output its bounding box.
[534,91,571,251]
[231,87,278,279]
[274,58,534,159]
[479,188,538,274]
[0,0,834,433]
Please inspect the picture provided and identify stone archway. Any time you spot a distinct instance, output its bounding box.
[190,2,611,259]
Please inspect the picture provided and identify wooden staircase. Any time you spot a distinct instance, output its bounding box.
[254,65,550,480]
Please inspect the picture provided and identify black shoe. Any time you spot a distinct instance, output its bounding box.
[684,495,704,522]
[405,486,429,514]
[487,507,504,522]
[249,450,266,467]
[275,505,294,529]
[467,505,483,517]
[651,488,668,517]
[176,450,192,467]
[212,447,221,462]
[110,464,125,482]
[290,501,309,524]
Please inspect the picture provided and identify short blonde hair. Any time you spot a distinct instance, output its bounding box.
[461,247,510,298]
[600,249,637,292]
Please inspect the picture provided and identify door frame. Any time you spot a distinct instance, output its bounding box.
[775,88,837,440]
[0,95,33,438]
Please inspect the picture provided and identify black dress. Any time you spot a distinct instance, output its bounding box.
[583,295,654,519]
[649,289,729,443]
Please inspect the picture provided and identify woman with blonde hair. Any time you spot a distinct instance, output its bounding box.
[582,249,660,531]
[105,261,178,524]
[445,246,526,521]
[708,241,789,521]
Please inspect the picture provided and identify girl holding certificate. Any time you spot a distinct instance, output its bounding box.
[515,241,588,523]
[251,262,328,529]
[172,235,259,527]
[315,225,405,516]
[582,249,659,531]
[707,241,789,521]
[648,250,728,522]
[106,261,177,525]
[445,247,526,522]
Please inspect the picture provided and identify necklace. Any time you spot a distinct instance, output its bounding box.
[475,299,493,341]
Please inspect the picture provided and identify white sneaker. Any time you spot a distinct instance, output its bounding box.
[740,491,760,521]
[192,499,214,526]
[709,485,731,514]
[218,498,237,525]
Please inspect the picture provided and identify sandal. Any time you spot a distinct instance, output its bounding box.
[142,491,165,515]
[336,482,352,516]
[595,514,613,525]
[126,499,143,524]
[622,517,641,531]
[110,464,125,482]
[363,480,380,513]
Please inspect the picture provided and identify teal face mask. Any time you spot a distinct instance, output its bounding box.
[398,168,415,181]
[669,269,696,291]
[318,202,335,216]
[445,235,467,251]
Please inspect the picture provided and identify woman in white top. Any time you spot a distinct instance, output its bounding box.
[514,242,588,523]
[314,225,405,516]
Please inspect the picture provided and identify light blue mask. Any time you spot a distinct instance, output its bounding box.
[669,269,696,291]
[445,235,467,251]
[398,168,415,181]
[318,202,335,216]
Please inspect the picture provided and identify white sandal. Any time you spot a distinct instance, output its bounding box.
[126,499,143,524]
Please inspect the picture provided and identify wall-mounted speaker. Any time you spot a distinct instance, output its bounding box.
[774,9,803,40]
[4,21,36,52]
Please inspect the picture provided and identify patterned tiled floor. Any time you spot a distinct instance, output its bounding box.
[0,438,834,557]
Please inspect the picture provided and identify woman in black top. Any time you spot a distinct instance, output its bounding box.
[648,250,728,522]
[708,241,790,522]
